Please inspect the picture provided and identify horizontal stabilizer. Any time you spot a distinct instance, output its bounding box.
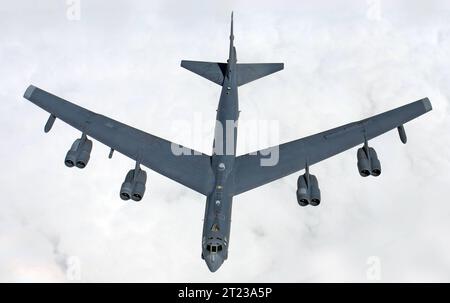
[181,60,227,85]
[237,63,284,86]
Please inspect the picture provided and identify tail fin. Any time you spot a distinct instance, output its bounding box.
[229,12,234,61]
[236,63,284,86]
[181,61,227,85]
[230,11,234,42]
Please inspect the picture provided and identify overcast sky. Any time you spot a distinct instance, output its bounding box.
[1,0,450,282]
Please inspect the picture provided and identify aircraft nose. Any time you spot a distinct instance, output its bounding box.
[205,253,224,272]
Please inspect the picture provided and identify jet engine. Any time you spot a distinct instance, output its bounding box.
[120,167,147,202]
[357,145,381,177]
[64,136,93,169]
[357,147,371,177]
[296,171,321,207]
[369,148,381,176]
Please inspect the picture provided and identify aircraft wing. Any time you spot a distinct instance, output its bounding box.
[24,85,215,195]
[233,98,432,195]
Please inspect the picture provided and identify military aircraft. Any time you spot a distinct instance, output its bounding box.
[23,13,432,272]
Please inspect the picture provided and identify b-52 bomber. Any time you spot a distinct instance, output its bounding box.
[23,13,432,272]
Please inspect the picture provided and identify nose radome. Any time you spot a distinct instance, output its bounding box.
[205,253,224,272]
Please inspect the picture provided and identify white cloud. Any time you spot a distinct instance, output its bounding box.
[1,0,449,282]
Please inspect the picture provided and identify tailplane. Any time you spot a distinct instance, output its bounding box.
[180,61,227,86]
[180,61,284,86]
[236,63,284,86]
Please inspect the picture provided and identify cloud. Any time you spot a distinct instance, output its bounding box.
[1,0,449,282]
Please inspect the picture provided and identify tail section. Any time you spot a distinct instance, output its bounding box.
[180,61,227,85]
[181,13,233,86]
[231,12,283,86]
[236,63,284,86]
[180,61,284,86]
[181,12,284,87]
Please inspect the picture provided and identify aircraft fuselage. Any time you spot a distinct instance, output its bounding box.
[201,42,239,272]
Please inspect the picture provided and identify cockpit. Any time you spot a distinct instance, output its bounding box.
[203,240,226,272]
[202,236,227,271]
[206,243,223,253]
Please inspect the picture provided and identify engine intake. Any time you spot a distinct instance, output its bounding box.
[296,173,321,207]
[357,145,381,177]
[65,136,93,169]
[120,168,147,202]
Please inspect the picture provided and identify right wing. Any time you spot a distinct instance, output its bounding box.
[233,98,432,195]
[24,85,215,195]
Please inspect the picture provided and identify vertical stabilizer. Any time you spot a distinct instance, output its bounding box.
[229,12,235,63]
[230,11,234,41]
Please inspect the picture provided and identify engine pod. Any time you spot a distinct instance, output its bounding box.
[120,170,135,200]
[357,147,371,177]
[296,174,309,206]
[65,139,82,167]
[369,147,381,177]
[75,139,93,168]
[131,170,147,201]
[309,175,321,206]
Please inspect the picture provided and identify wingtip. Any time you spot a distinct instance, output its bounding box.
[24,85,36,100]
[422,98,432,112]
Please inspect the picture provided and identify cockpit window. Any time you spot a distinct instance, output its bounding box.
[206,244,222,253]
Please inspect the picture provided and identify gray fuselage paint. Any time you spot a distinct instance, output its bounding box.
[201,42,239,272]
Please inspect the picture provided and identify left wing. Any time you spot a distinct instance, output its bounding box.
[233,98,432,195]
[24,85,215,195]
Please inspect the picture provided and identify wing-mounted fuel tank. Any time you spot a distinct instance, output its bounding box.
[397,125,407,144]
[357,137,381,177]
[64,134,93,169]
[296,163,321,207]
[120,161,147,202]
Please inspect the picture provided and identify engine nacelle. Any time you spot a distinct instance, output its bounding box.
[309,175,321,206]
[64,137,93,169]
[120,168,147,202]
[357,146,381,177]
[296,175,309,206]
[296,173,321,207]
[369,148,381,176]
[357,148,371,177]
[120,170,134,200]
